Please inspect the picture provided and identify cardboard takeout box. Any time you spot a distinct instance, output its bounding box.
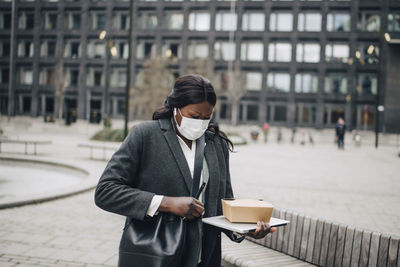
[221,198,274,223]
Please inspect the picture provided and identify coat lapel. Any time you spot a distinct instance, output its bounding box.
[204,137,220,217]
[159,118,193,194]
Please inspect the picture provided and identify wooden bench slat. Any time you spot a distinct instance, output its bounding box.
[360,231,372,267]
[294,214,305,258]
[368,232,381,267]
[271,209,280,250]
[305,217,317,263]
[300,216,311,260]
[350,229,363,267]
[287,212,299,256]
[334,224,347,267]
[282,211,292,253]
[377,234,390,267]
[312,219,324,265]
[319,221,332,266]
[276,209,287,252]
[342,227,355,267]
[326,223,339,267]
[388,236,399,267]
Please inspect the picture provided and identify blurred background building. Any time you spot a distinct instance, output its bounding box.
[0,0,399,132]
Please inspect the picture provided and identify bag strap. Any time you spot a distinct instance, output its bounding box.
[191,135,205,198]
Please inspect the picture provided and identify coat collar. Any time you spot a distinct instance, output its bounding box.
[158,118,218,197]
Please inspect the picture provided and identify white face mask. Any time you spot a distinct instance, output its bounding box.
[173,108,210,141]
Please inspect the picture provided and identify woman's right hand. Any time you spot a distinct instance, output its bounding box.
[159,196,204,219]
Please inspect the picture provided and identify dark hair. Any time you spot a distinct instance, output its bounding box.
[152,74,234,151]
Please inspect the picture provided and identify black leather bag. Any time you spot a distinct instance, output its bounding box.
[118,136,205,267]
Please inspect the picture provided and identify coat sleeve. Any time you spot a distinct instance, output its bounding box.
[94,125,155,221]
[221,139,245,243]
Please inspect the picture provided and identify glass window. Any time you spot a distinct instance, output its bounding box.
[245,72,262,91]
[0,13,12,29]
[40,40,56,57]
[296,43,320,63]
[18,12,34,30]
[241,42,263,61]
[219,103,231,120]
[39,68,56,86]
[274,106,287,122]
[295,105,316,124]
[111,69,127,87]
[216,12,237,31]
[0,42,10,57]
[388,13,400,32]
[137,13,158,30]
[86,42,106,58]
[42,13,57,30]
[0,68,9,84]
[325,73,347,94]
[214,41,235,61]
[356,74,378,96]
[327,13,351,32]
[188,43,208,59]
[242,13,265,31]
[247,104,259,121]
[64,13,81,30]
[64,41,80,58]
[136,40,156,59]
[358,13,380,32]
[326,43,349,63]
[188,12,210,31]
[298,13,321,32]
[270,13,293,32]
[113,13,129,30]
[17,41,34,58]
[117,42,129,59]
[163,13,184,30]
[162,43,182,59]
[268,43,292,62]
[17,68,33,85]
[295,73,318,93]
[356,43,379,64]
[267,72,290,92]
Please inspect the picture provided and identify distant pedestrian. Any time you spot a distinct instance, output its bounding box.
[291,127,297,144]
[308,131,314,145]
[335,117,346,149]
[277,127,283,143]
[262,123,269,143]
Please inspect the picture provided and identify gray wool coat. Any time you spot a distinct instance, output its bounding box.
[94,118,243,267]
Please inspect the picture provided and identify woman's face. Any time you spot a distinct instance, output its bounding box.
[175,101,213,126]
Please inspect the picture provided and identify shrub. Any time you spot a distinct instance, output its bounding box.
[226,132,247,145]
[91,129,125,142]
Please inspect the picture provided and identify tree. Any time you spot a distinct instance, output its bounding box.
[130,57,175,120]
[54,59,68,124]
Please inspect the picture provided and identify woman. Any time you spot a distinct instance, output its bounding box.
[94,74,274,267]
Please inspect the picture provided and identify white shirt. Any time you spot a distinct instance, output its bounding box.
[146,135,204,217]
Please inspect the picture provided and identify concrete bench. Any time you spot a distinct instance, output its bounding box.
[223,208,400,267]
[78,143,118,160]
[0,139,52,155]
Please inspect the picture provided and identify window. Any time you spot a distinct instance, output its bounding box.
[188,43,208,59]
[216,12,237,31]
[247,104,259,121]
[356,74,377,96]
[17,41,34,58]
[86,68,104,86]
[241,42,263,61]
[17,68,33,85]
[138,13,158,30]
[87,41,105,58]
[268,43,292,62]
[111,69,127,87]
[69,69,79,86]
[267,72,290,92]
[274,106,287,122]
[298,13,321,32]
[296,43,320,63]
[358,12,380,32]
[326,43,349,63]
[325,73,347,94]
[295,73,318,93]
[64,41,81,58]
[136,40,156,59]
[40,40,56,57]
[64,13,81,30]
[245,72,262,91]
[0,42,10,57]
[117,42,129,59]
[162,43,182,59]
[324,106,345,125]
[18,12,34,30]
[39,68,56,86]
[388,13,400,32]
[42,13,57,30]
[214,41,235,61]
[219,103,231,120]
[327,13,351,32]
[0,68,9,84]
[242,13,265,31]
[295,105,316,124]
[270,13,293,32]
[356,43,379,64]
[0,13,11,29]
[188,12,210,31]
[89,13,106,30]
[113,13,129,30]
[163,12,184,30]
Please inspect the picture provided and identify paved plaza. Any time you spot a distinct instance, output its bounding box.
[0,118,399,266]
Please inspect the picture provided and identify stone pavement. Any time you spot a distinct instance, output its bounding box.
[0,118,399,266]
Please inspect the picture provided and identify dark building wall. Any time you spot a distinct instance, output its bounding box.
[384,44,400,133]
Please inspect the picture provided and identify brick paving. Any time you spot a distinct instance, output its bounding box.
[0,118,399,266]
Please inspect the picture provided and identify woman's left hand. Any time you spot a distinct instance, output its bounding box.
[246,221,276,239]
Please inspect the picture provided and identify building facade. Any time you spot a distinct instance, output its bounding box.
[0,0,399,131]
